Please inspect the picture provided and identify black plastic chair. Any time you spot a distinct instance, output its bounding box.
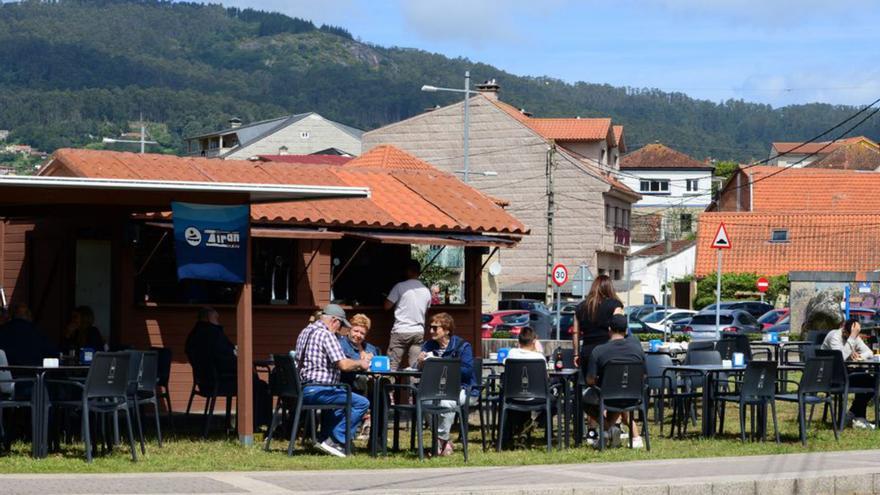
[716,361,779,443]
[645,353,674,431]
[0,349,39,451]
[150,347,174,431]
[815,349,877,431]
[716,335,752,362]
[776,356,839,446]
[123,351,145,454]
[48,352,138,462]
[589,360,650,451]
[264,354,353,456]
[496,359,552,453]
[383,358,469,461]
[185,356,236,438]
[134,351,163,449]
[469,357,490,451]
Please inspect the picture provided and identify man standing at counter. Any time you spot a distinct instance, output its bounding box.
[384,259,432,370]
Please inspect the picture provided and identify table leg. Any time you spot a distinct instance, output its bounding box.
[702,372,714,438]
[573,378,583,447]
[370,376,380,457]
[562,377,570,449]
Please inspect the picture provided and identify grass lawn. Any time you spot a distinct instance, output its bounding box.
[1,397,878,474]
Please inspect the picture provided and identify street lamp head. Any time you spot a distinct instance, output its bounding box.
[421,85,438,92]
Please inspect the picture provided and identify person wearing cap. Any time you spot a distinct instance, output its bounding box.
[295,304,373,457]
[583,313,646,449]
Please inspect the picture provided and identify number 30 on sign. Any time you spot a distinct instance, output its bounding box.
[552,264,568,286]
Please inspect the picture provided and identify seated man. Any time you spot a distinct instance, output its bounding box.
[185,307,270,429]
[822,317,876,429]
[584,313,645,448]
[0,303,58,366]
[295,304,372,457]
[506,327,546,362]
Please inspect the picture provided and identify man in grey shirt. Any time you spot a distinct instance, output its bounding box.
[384,259,431,370]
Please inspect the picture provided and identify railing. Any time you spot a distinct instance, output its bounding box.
[614,227,631,247]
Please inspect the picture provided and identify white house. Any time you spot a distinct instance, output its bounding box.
[619,143,714,249]
[185,113,363,159]
[629,239,695,306]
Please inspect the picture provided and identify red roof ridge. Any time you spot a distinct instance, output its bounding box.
[344,144,436,171]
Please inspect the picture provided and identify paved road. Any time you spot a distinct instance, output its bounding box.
[4,450,880,494]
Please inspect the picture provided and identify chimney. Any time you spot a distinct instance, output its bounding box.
[665,237,672,254]
[520,108,533,117]
[278,145,289,155]
[228,117,242,129]
[476,79,500,101]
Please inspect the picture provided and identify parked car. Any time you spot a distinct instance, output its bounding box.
[626,304,667,323]
[482,310,531,338]
[765,315,790,335]
[497,299,553,339]
[641,309,698,333]
[700,301,774,319]
[481,313,493,338]
[849,308,880,332]
[682,310,762,340]
[758,308,790,330]
[628,319,654,335]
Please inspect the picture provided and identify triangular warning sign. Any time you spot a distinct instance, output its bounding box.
[711,222,732,249]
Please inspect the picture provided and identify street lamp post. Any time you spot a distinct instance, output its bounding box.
[422,71,474,182]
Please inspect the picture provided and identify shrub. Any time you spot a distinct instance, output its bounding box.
[490,331,512,339]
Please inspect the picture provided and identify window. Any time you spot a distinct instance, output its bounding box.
[686,179,699,192]
[300,131,310,139]
[771,229,789,243]
[613,269,621,280]
[600,148,607,165]
[680,213,693,232]
[639,179,670,194]
[605,204,612,227]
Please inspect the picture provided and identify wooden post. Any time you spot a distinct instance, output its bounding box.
[465,247,483,357]
[236,216,254,445]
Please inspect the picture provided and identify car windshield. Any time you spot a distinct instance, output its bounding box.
[641,311,669,323]
[758,311,781,324]
[481,314,492,324]
[776,316,790,325]
[691,314,733,325]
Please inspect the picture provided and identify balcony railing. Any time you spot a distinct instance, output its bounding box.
[614,227,631,247]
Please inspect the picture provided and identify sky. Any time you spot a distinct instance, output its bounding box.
[222,0,880,108]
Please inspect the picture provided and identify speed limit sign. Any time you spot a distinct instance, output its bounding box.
[552,263,568,287]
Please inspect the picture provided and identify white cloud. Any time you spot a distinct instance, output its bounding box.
[632,0,874,27]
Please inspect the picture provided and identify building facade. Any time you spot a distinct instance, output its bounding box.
[185,113,363,159]
[362,86,637,306]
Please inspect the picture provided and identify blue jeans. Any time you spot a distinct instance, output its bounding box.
[302,385,370,445]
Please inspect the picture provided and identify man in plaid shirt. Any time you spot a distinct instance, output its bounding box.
[295,304,372,457]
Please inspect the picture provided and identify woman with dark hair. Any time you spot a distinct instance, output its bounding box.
[62,305,105,353]
[572,275,624,374]
[822,316,876,429]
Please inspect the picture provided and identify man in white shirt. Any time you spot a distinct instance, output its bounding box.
[821,317,876,429]
[506,327,547,362]
[384,259,432,370]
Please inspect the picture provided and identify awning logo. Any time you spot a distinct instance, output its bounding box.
[184,227,202,246]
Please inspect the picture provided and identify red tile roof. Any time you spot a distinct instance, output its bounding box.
[771,136,874,155]
[695,212,880,276]
[256,155,352,165]
[734,166,880,213]
[620,143,712,170]
[632,239,695,258]
[42,148,527,235]
[489,98,612,142]
[613,125,626,153]
[806,141,880,171]
[341,145,434,170]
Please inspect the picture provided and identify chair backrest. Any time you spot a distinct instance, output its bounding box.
[85,352,132,399]
[815,349,847,387]
[473,357,484,388]
[801,344,818,363]
[189,352,218,390]
[150,347,172,388]
[551,347,576,368]
[687,340,716,352]
[684,350,722,366]
[138,351,159,392]
[269,353,301,398]
[418,358,462,402]
[0,349,12,395]
[716,335,752,361]
[124,350,144,396]
[800,356,835,395]
[501,358,549,402]
[715,339,737,361]
[741,361,777,398]
[600,360,647,402]
[645,352,673,390]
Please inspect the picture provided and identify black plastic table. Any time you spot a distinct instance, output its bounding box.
[357,369,422,457]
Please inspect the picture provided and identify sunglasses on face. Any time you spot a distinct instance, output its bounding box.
[430,324,443,330]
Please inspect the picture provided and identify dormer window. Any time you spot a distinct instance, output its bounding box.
[300,131,310,139]
[770,229,789,243]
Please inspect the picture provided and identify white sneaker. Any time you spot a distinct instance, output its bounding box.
[316,438,346,458]
[631,436,644,449]
[853,417,876,430]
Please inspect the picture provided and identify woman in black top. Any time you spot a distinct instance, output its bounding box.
[572,275,623,376]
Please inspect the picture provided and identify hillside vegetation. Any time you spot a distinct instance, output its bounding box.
[1,0,877,160]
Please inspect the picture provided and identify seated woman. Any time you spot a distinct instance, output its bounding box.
[62,306,105,354]
[339,313,381,389]
[822,317,876,429]
[418,312,475,456]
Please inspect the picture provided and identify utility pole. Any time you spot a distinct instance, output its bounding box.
[545,144,556,306]
[140,112,146,154]
[462,71,470,183]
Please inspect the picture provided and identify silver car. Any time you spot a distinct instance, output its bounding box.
[683,310,762,341]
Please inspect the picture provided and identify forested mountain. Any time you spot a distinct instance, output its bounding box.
[1,0,878,161]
